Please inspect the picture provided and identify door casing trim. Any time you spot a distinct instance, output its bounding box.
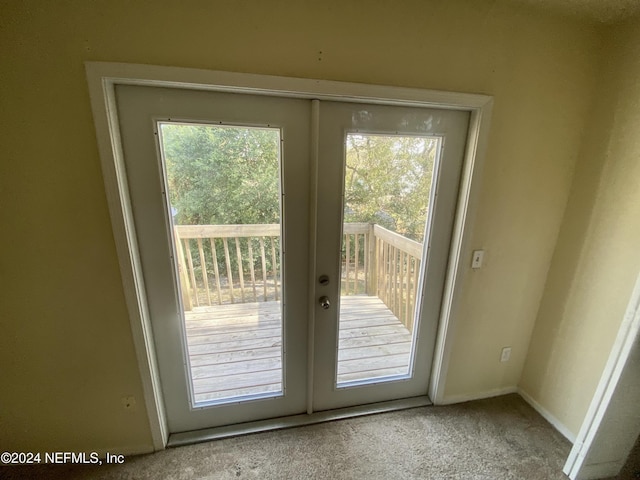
[85,61,493,451]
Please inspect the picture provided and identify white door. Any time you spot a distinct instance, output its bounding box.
[115,86,469,433]
[313,101,469,410]
[115,85,310,433]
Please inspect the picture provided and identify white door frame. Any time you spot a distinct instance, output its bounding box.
[85,61,493,450]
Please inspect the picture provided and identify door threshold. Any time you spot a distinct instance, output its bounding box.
[168,395,432,448]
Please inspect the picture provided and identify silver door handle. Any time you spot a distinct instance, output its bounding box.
[319,296,330,310]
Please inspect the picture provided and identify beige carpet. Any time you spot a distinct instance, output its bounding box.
[5,394,574,479]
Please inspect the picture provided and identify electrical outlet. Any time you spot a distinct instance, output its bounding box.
[121,396,137,411]
[500,347,512,362]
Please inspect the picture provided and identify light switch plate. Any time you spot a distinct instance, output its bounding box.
[471,250,484,269]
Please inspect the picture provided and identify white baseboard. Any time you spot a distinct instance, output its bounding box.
[518,387,576,443]
[437,386,518,405]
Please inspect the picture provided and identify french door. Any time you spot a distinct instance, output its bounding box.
[313,101,468,410]
[115,85,469,434]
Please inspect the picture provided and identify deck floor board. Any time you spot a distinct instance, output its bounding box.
[185,295,412,402]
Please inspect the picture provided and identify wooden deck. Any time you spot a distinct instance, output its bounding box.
[185,295,413,403]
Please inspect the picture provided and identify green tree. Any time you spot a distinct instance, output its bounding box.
[161,123,280,226]
[344,134,438,242]
[162,126,437,240]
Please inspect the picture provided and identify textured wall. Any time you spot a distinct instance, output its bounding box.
[0,0,601,452]
[520,16,640,436]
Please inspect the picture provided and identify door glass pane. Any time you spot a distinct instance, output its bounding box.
[337,133,440,386]
[158,122,283,406]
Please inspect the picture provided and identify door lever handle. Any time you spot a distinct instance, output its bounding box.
[319,296,330,310]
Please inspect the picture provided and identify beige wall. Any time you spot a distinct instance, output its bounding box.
[520,17,640,436]
[0,0,601,453]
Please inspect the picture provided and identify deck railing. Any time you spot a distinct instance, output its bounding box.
[372,225,422,332]
[340,223,422,330]
[174,224,281,310]
[175,223,423,331]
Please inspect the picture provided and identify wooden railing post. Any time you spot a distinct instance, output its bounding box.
[367,223,376,295]
[174,228,193,311]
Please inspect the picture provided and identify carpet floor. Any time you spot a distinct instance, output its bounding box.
[4,394,574,479]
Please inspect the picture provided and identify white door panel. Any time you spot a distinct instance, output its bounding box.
[116,85,310,432]
[313,101,469,410]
